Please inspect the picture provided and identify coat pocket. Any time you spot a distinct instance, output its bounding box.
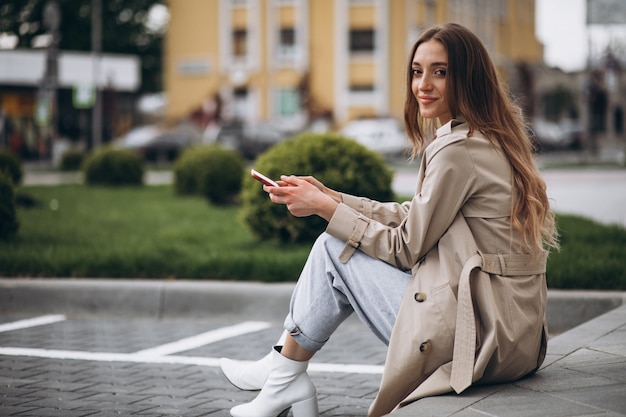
[429,283,457,352]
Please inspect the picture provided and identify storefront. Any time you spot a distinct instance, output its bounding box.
[0,49,140,161]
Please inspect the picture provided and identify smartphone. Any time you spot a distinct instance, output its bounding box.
[250,169,280,187]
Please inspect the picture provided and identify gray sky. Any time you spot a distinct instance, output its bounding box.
[536,0,626,71]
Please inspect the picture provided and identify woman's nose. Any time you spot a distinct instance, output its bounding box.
[418,74,432,90]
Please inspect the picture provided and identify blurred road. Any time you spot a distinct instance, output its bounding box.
[542,169,626,227]
[393,167,626,228]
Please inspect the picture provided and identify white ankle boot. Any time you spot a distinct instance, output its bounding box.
[230,348,318,417]
[220,351,273,390]
[220,331,287,391]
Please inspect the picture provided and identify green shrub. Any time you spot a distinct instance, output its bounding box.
[198,148,245,204]
[173,147,207,195]
[173,145,245,204]
[547,214,626,290]
[0,171,19,240]
[59,148,86,171]
[241,132,394,243]
[83,147,144,186]
[0,148,23,185]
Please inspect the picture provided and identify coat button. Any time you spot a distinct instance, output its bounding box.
[419,341,431,353]
[414,292,426,302]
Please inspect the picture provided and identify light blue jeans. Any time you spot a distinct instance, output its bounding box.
[284,233,412,352]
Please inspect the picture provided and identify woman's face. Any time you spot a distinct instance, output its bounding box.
[411,39,452,125]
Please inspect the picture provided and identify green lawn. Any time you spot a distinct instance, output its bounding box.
[2,185,311,281]
[1,184,625,289]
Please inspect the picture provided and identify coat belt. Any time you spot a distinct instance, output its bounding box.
[449,251,548,393]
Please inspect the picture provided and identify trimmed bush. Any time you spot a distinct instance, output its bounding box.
[173,147,207,195]
[547,214,626,290]
[198,149,245,205]
[59,148,86,171]
[0,148,23,185]
[241,132,394,243]
[173,145,245,204]
[0,171,19,240]
[83,147,144,186]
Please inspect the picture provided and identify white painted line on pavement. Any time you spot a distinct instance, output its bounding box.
[134,321,273,357]
[0,347,221,367]
[0,319,384,375]
[0,347,145,362]
[0,347,384,375]
[0,315,66,333]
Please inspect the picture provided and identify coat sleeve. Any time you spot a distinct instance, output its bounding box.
[340,193,412,227]
[326,139,477,270]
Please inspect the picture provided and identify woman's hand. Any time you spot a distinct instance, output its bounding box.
[297,176,343,204]
[264,175,339,221]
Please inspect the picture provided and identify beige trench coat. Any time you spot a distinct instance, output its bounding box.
[326,120,548,417]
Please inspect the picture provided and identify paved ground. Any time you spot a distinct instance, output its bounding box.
[392,304,626,417]
[0,279,624,417]
[0,313,385,416]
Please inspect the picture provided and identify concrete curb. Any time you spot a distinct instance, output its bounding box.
[546,289,626,333]
[0,279,294,321]
[1,278,625,334]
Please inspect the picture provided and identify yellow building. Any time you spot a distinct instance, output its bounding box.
[165,0,542,129]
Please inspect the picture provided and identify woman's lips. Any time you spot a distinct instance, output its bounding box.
[419,96,437,105]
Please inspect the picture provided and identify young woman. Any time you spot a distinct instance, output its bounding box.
[221,23,559,417]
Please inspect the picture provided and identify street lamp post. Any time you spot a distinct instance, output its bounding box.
[39,0,61,160]
[91,0,102,149]
[586,0,597,156]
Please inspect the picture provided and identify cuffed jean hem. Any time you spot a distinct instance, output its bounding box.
[283,316,328,353]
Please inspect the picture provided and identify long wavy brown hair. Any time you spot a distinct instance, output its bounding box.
[404,23,558,251]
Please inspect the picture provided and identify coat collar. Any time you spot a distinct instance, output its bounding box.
[423,118,469,158]
[436,118,466,137]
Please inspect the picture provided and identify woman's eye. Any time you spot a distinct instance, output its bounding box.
[434,69,447,77]
[411,69,422,77]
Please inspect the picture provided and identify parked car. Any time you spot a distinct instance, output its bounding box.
[530,119,585,151]
[559,119,586,150]
[339,117,411,159]
[114,122,201,162]
[209,120,286,159]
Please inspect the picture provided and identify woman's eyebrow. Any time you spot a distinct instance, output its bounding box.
[412,61,448,66]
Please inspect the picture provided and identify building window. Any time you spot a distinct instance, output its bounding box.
[280,27,295,48]
[350,29,375,53]
[350,84,374,92]
[278,27,296,60]
[233,29,247,57]
[230,0,248,7]
[233,87,249,119]
[274,88,300,117]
